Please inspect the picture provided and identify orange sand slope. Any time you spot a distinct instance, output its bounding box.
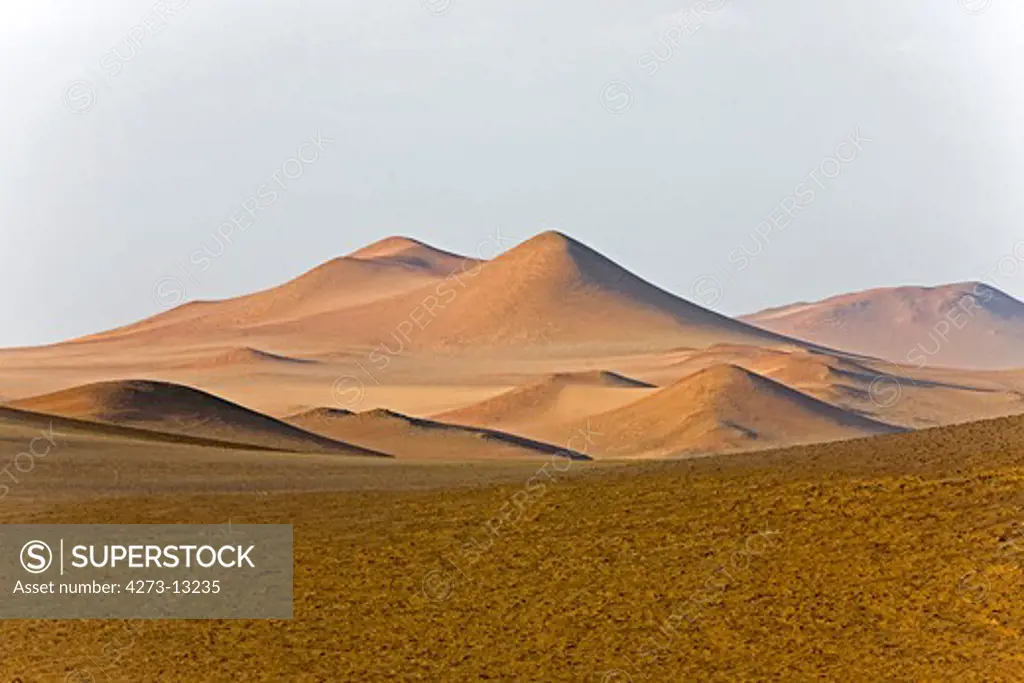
[434,370,657,436]
[67,231,811,357]
[287,407,590,460]
[0,404,358,455]
[167,346,320,371]
[638,344,1024,430]
[743,282,1024,370]
[575,364,902,458]
[8,380,389,457]
[77,237,479,348]
[402,231,808,352]
[347,236,478,275]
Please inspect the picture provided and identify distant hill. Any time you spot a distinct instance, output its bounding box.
[743,282,1024,370]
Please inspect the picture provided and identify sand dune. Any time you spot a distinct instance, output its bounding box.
[6,231,812,371]
[650,344,877,384]
[434,370,656,436]
[577,364,901,458]
[743,282,1024,370]
[72,231,804,356]
[287,407,589,460]
[403,231,803,352]
[635,343,1024,430]
[0,404,316,453]
[667,346,894,406]
[79,237,478,345]
[8,380,389,456]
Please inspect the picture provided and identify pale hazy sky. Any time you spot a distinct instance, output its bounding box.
[2,0,1022,347]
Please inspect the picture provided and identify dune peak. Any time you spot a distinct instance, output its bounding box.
[348,236,430,260]
[289,407,355,420]
[684,363,761,386]
[360,408,408,421]
[515,230,579,252]
[540,370,654,389]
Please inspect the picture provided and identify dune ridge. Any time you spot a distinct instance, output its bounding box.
[434,369,657,433]
[9,380,389,456]
[170,346,320,370]
[287,406,590,460]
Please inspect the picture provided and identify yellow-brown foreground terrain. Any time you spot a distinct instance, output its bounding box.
[4,412,1024,681]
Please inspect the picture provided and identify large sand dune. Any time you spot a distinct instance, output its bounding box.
[743,282,1024,370]
[578,364,901,458]
[78,237,478,346]
[404,231,803,352]
[8,380,389,456]
[66,231,806,356]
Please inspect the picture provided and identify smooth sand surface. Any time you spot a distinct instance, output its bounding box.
[743,281,1024,370]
